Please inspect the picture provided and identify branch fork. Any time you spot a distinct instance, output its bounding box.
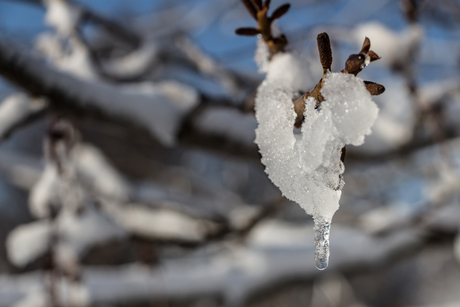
[235,0,291,56]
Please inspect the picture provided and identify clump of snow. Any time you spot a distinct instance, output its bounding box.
[321,73,379,145]
[255,69,377,221]
[254,52,378,269]
[265,52,313,92]
[6,220,52,267]
[44,0,82,37]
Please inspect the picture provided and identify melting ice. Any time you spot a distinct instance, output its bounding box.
[254,50,378,270]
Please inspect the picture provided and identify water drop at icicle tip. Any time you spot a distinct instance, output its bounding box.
[314,220,331,270]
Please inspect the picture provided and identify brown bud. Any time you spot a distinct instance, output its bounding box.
[360,37,371,54]
[343,54,366,75]
[271,3,291,20]
[364,81,385,95]
[235,27,260,36]
[241,0,258,19]
[367,50,381,62]
[317,32,333,71]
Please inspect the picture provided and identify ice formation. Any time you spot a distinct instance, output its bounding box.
[254,52,378,269]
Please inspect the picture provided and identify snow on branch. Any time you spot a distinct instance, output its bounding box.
[0,93,47,141]
[0,222,429,307]
[0,144,269,246]
[17,0,141,47]
[0,37,199,146]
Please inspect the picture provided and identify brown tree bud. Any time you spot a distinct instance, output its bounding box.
[317,33,333,71]
[364,81,385,95]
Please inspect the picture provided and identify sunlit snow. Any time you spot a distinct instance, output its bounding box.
[254,50,378,269]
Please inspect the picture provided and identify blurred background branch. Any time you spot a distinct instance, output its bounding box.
[0,0,459,306]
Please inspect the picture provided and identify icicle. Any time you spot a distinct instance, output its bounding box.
[314,219,331,270]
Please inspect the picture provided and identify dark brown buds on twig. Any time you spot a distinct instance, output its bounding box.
[235,0,291,57]
[317,32,333,72]
[293,33,385,128]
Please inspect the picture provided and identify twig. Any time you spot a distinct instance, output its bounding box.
[236,0,290,57]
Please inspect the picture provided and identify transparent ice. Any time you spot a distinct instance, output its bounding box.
[314,219,330,270]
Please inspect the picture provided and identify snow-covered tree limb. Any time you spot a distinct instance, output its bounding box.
[0,148,279,247]
[0,220,451,307]
[0,35,262,156]
[10,0,141,47]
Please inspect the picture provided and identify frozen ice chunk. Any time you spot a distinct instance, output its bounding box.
[314,219,330,270]
[254,57,378,269]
